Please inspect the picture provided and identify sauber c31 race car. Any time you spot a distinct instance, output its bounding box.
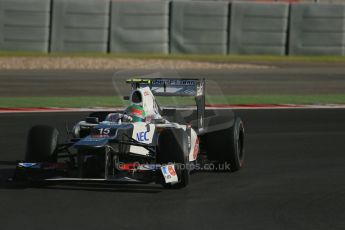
[12,78,245,189]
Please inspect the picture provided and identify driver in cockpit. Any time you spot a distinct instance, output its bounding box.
[105,91,147,123]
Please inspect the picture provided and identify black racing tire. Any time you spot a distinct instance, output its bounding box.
[157,128,189,189]
[206,117,245,172]
[25,125,59,162]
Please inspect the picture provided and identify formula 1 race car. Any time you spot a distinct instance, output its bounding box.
[12,78,245,189]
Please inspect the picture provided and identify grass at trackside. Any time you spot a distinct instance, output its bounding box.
[0,95,344,108]
[0,96,125,108]
[1,52,345,63]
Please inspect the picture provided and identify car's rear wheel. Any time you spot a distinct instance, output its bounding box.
[206,117,245,172]
[157,128,189,189]
[25,125,59,162]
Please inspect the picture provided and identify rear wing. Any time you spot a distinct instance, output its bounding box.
[126,78,204,97]
[126,78,205,132]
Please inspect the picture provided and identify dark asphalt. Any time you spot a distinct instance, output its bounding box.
[0,64,345,97]
[1,109,345,230]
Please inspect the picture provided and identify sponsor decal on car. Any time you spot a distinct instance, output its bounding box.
[91,134,109,138]
[84,136,106,141]
[139,164,160,171]
[18,163,39,168]
[161,164,178,183]
[168,165,177,176]
[193,138,199,160]
[136,131,149,142]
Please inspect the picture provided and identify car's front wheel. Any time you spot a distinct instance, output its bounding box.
[156,128,190,189]
[25,125,59,162]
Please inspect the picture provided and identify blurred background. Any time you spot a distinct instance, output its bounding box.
[0,0,344,108]
[0,0,344,55]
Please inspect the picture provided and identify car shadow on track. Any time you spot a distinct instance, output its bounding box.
[35,183,164,194]
[0,168,164,194]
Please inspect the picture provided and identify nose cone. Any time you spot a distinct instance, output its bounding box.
[73,137,109,149]
[74,123,134,149]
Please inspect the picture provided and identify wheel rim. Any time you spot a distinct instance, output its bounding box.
[238,125,244,166]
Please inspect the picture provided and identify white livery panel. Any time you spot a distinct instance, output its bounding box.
[130,123,155,156]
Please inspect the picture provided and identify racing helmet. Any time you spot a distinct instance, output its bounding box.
[131,90,142,104]
[125,104,146,122]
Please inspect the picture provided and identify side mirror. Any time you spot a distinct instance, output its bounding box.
[85,117,99,124]
[151,118,165,124]
[123,96,130,100]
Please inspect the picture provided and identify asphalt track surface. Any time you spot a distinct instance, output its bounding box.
[1,109,345,230]
[1,63,345,96]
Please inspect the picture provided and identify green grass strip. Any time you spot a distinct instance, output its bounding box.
[1,52,345,63]
[0,95,344,108]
